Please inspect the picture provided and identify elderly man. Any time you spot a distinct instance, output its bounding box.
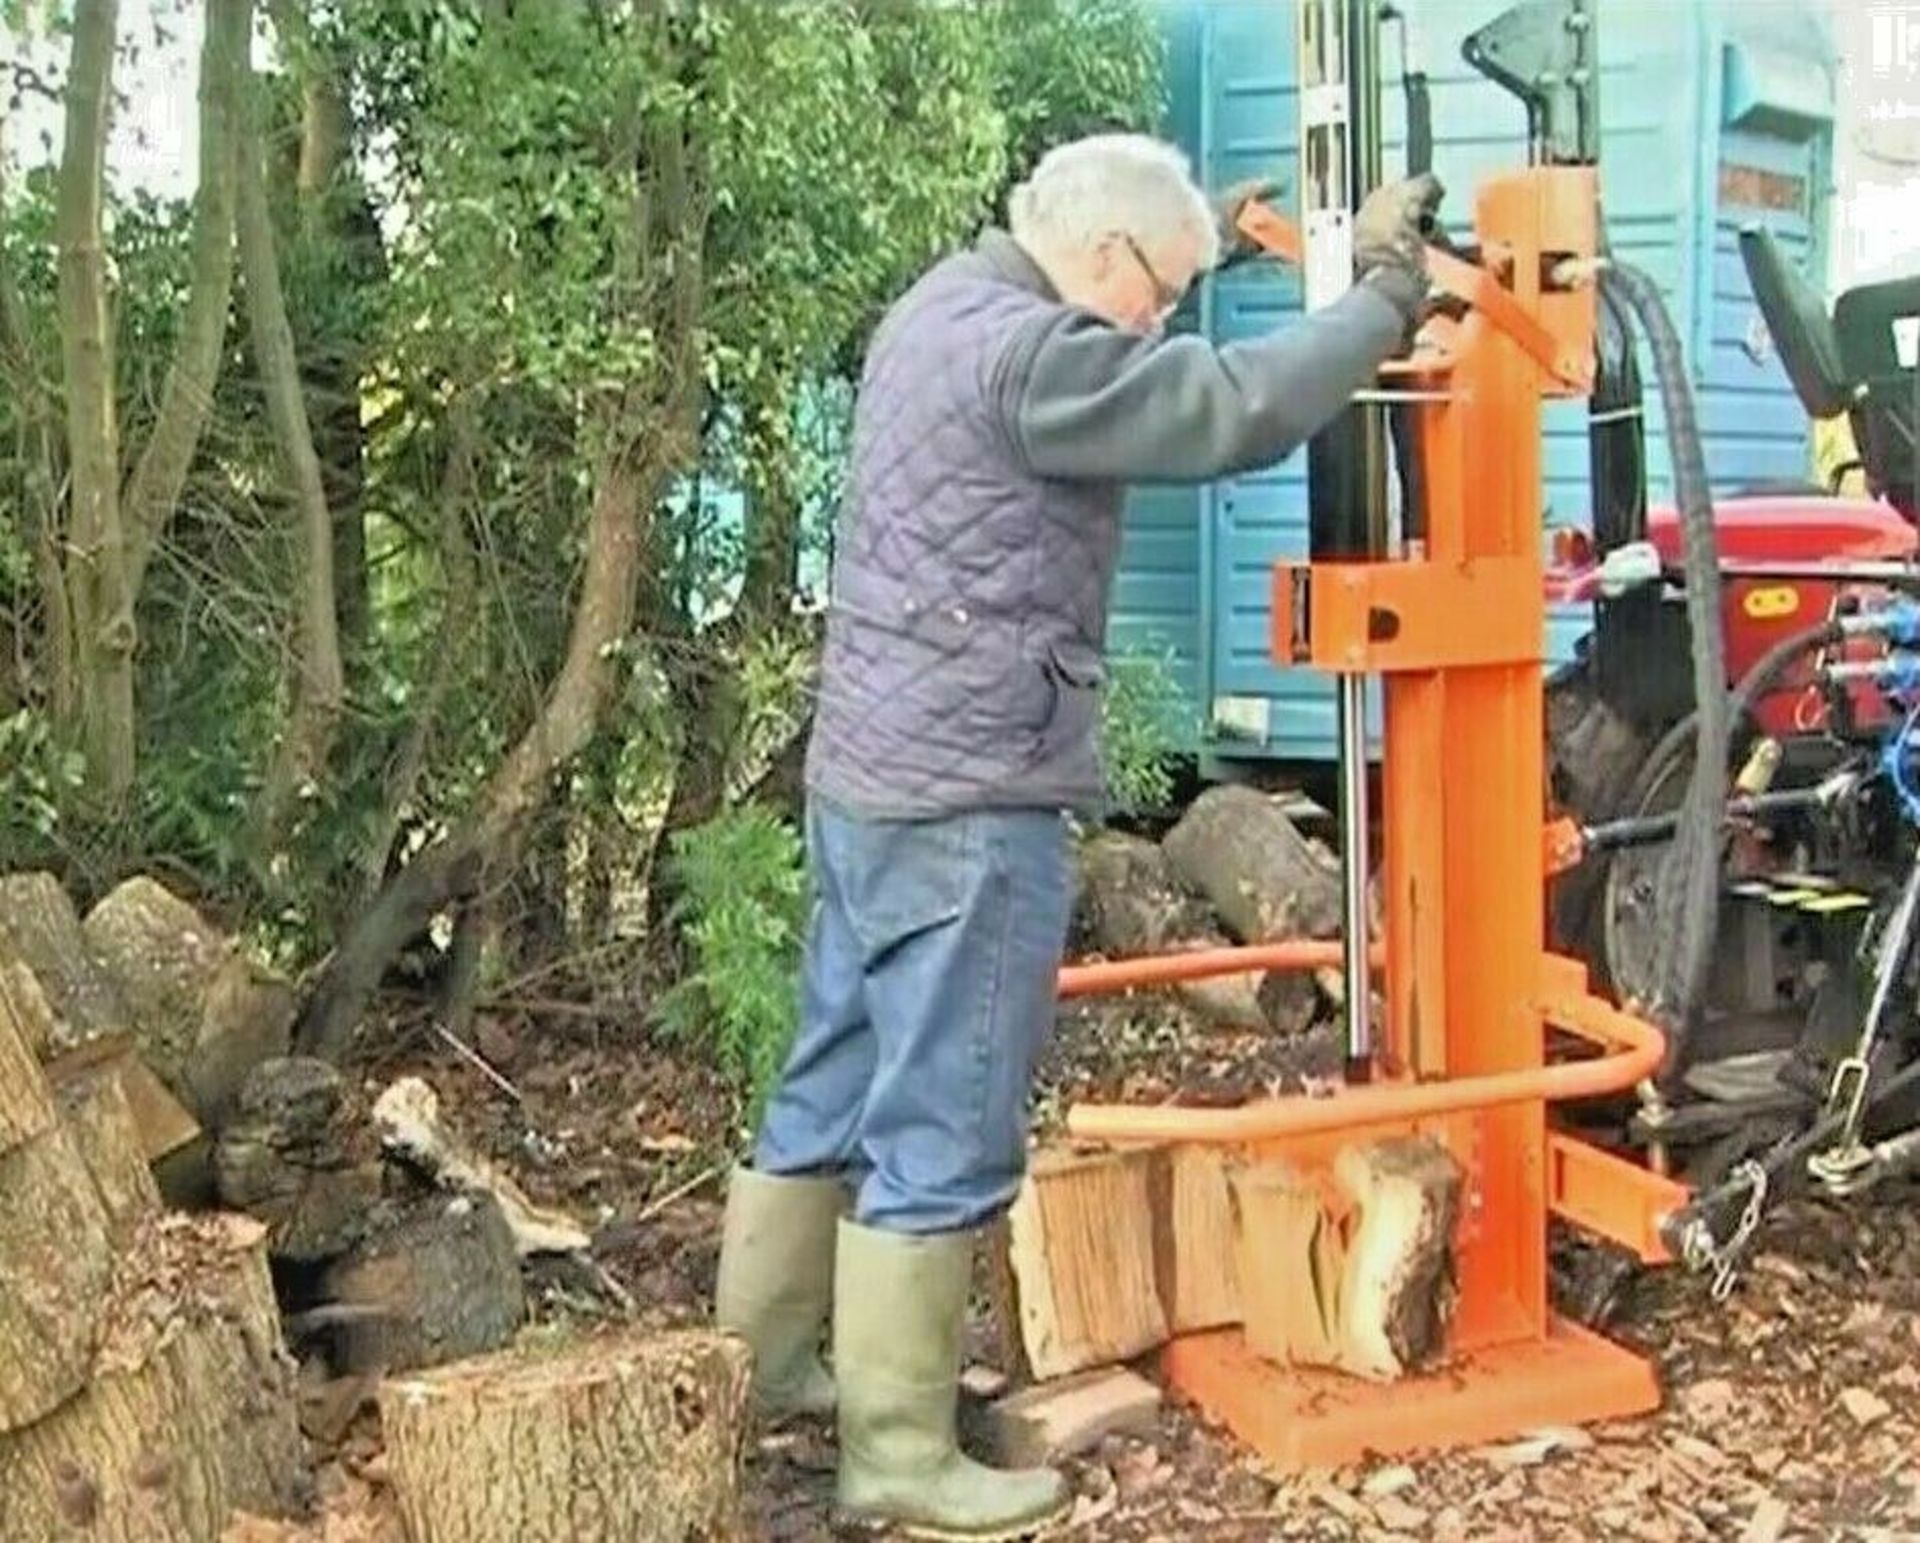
[715,133,1441,1538]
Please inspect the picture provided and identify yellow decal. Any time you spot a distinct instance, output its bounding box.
[1742,585,1801,620]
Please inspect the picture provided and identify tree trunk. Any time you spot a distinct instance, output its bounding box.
[54,0,134,801]
[0,1212,310,1541]
[122,0,250,598]
[295,99,711,1061]
[236,66,346,852]
[379,1328,751,1543]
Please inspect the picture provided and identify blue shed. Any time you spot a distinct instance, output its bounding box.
[1110,0,1839,772]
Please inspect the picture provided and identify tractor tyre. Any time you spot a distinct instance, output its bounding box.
[1544,662,1659,990]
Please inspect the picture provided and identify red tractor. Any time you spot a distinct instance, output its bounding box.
[1544,226,1920,1215]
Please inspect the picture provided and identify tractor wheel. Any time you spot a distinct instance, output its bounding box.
[1544,662,1658,988]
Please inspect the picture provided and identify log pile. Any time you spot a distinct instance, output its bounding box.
[1072,785,1350,1035]
[0,932,310,1540]
[0,868,751,1542]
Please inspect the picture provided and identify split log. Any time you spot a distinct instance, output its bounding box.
[0,1126,114,1432]
[0,1212,309,1541]
[57,1063,163,1233]
[980,1366,1161,1466]
[0,872,127,1054]
[1231,1136,1462,1381]
[44,1030,203,1166]
[1152,1144,1241,1333]
[1332,1136,1463,1381]
[318,1191,525,1375]
[1076,832,1269,1029]
[1162,784,1343,945]
[1000,1145,1167,1381]
[379,1326,752,1543]
[82,876,296,1127]
[215,1057,379,1261]
[1232,1160,1344,1368]
[371,1075,590,1255]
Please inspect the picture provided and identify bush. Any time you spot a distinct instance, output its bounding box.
[1100,646,1189,813]
[657,806,809,1126]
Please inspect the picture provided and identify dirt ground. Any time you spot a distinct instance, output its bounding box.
[252,996,1920,1543]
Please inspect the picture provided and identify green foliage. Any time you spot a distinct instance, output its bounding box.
[0,0,1173,993]
[657,806,809,1126]
[1100,646,1190,813]
[984,0,1166,181]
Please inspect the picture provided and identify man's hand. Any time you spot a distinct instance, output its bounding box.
[1212,176,1285,267]
[1353,171,1445,315]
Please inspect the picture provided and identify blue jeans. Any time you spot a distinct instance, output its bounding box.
[754,797,1074,1234]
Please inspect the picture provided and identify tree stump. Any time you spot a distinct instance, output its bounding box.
[379,1326,752,1543]
[0,1212,310,1542]
[82,877,296,1127]
[56,1065,163,1235]
[0,872,128,1054]
[215,1057,379,1261]
[999,1146,1167,1381]
[318,1190,525,1375]
[1075,833,1270,1029]
[1161,785,1343,944]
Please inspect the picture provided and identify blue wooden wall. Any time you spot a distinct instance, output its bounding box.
[1106,0,1837,768]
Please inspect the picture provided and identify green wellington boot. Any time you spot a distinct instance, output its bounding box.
[713,1166,842,1420]
[833,1219,1071,1541]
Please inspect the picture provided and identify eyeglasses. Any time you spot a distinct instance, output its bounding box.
[1120,232,1182,319]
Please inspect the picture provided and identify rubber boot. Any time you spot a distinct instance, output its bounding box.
[833,1218,1071,1541]
[713,1166,841,1420]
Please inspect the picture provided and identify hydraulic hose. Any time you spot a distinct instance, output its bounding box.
[1625,616,1850,822]
[1598,262,1730,1070]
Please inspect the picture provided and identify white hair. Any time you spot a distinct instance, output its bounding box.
[1008,133,1221,272]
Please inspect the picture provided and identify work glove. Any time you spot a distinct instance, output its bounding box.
[1211,175,1285,268]
[1353,171,1446,317]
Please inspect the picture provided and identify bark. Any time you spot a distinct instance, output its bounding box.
[212,1056,378,1261]
[280,0,379,657]
[1161,784,1345,944]
[379,1327,751,1543]
[318,1190,524,1376]
[236,66,346,850]
[294,103,710,1062]
[0,1212,310,1540]
[122,0,251,597]
[54,0,133,800]
[0,1124,115,1432]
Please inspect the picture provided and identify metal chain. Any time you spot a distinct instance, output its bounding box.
[1677,1159,1768,1302]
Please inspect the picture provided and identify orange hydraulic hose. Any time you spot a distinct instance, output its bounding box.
[1055,939,1377,999]
[1064,967,1665,1145]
